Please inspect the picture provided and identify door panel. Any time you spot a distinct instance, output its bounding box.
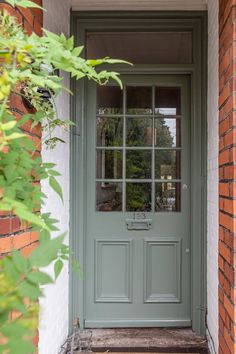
[85,75,191,327]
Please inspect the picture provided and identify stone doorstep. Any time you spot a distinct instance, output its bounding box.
[88,328,209,354]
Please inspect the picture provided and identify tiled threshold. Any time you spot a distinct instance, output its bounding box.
[90,328,208,353]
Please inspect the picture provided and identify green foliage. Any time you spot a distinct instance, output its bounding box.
[0,2,128,352]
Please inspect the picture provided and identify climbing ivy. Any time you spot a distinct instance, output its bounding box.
[0,1,129,352]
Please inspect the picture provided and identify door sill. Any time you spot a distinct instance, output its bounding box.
[85,319,191,328]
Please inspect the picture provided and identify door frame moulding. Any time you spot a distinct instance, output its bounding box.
[70,11,207,335]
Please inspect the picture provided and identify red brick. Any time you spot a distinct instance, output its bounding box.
[10,217,21,234]
[12,232,31,250]
[224,327,236,353]
[219,149,230,165]
[18,7,34,26]
[219,300,227,323]
[21,242,38,257]
[0,218,11,235]
[219,254,225,271]
[30,231,39,243]
[0,237,13,253]
[24,19,33,35]
[224,293,236,322]
[219,241,232,263]
[220,182,230,197]
[33,18,42,36]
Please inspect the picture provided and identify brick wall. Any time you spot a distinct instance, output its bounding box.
[207,0,219,352]
[219,1,236,353]
[0,1,43,257]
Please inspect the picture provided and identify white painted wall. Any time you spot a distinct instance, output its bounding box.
[39,1,71,354]
[207,0,219,353]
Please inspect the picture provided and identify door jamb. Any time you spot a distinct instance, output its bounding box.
[70,11,207,335]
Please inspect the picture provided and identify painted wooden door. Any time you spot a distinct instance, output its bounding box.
[84,74,191,327]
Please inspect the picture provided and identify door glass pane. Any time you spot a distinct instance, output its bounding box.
[155,87,181,116]
[97,117,123,147]
[97,150,123,179]
[155,118,181,147]
[155,150,181,180]
[126,183,152,212]
[126,117,152,146]
[127,87,152,114]
[87,32,192,64]
[126,150,152,179]
[97,86,123,114]
[95,82,183,213]
[96,182,122,211]
[155,182,181,212]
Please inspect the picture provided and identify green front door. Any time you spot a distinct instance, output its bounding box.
[84,74,191,327]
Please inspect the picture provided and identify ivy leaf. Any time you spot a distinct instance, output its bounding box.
[27,271,53,285]
[48,169,61,177]
[2,323,28,337]
[15,207,49,231]
[3,257,20,282]
[5,132,25,141]
[6,0,45,10]
[29,234,65,267]
[4,338,36,354]
[18,280,42,300]
[12,250,27,273]
[49,176,63,202]
[54,259,63,279]
[0,121,17,131]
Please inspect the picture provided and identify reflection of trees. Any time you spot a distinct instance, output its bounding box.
[155,119,174,147]
[126,183,151,212]
[126,151,151,179]
[155,119,177,179]
[96,116,179,212]
[97,117,123,146]
[127,117,152,146]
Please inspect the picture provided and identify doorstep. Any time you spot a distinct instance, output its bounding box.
[90,328,208,353]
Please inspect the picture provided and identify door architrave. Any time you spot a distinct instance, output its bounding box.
[70,11,207,335]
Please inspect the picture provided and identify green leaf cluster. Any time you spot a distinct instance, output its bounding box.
[0,1,128,353]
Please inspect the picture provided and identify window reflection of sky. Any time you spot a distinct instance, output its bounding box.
[155,108,177,115]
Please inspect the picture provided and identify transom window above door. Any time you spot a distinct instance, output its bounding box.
[86,32,193,64]
[96,85,182,213]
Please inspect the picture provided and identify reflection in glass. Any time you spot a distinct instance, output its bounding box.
[126,117,152,146]
[127,86,152,114]
[155,150,181,180]
[97,86,123,114]
[126,150,152,179]
[155,119,181,147]
[155,87,181,116]
[126,183,152,212]
[155,182,181,212]
[96,150,122,179]
[97,117,123,146]
[96,182,122,211]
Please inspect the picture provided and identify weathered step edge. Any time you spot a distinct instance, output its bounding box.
[92,344,209,353]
